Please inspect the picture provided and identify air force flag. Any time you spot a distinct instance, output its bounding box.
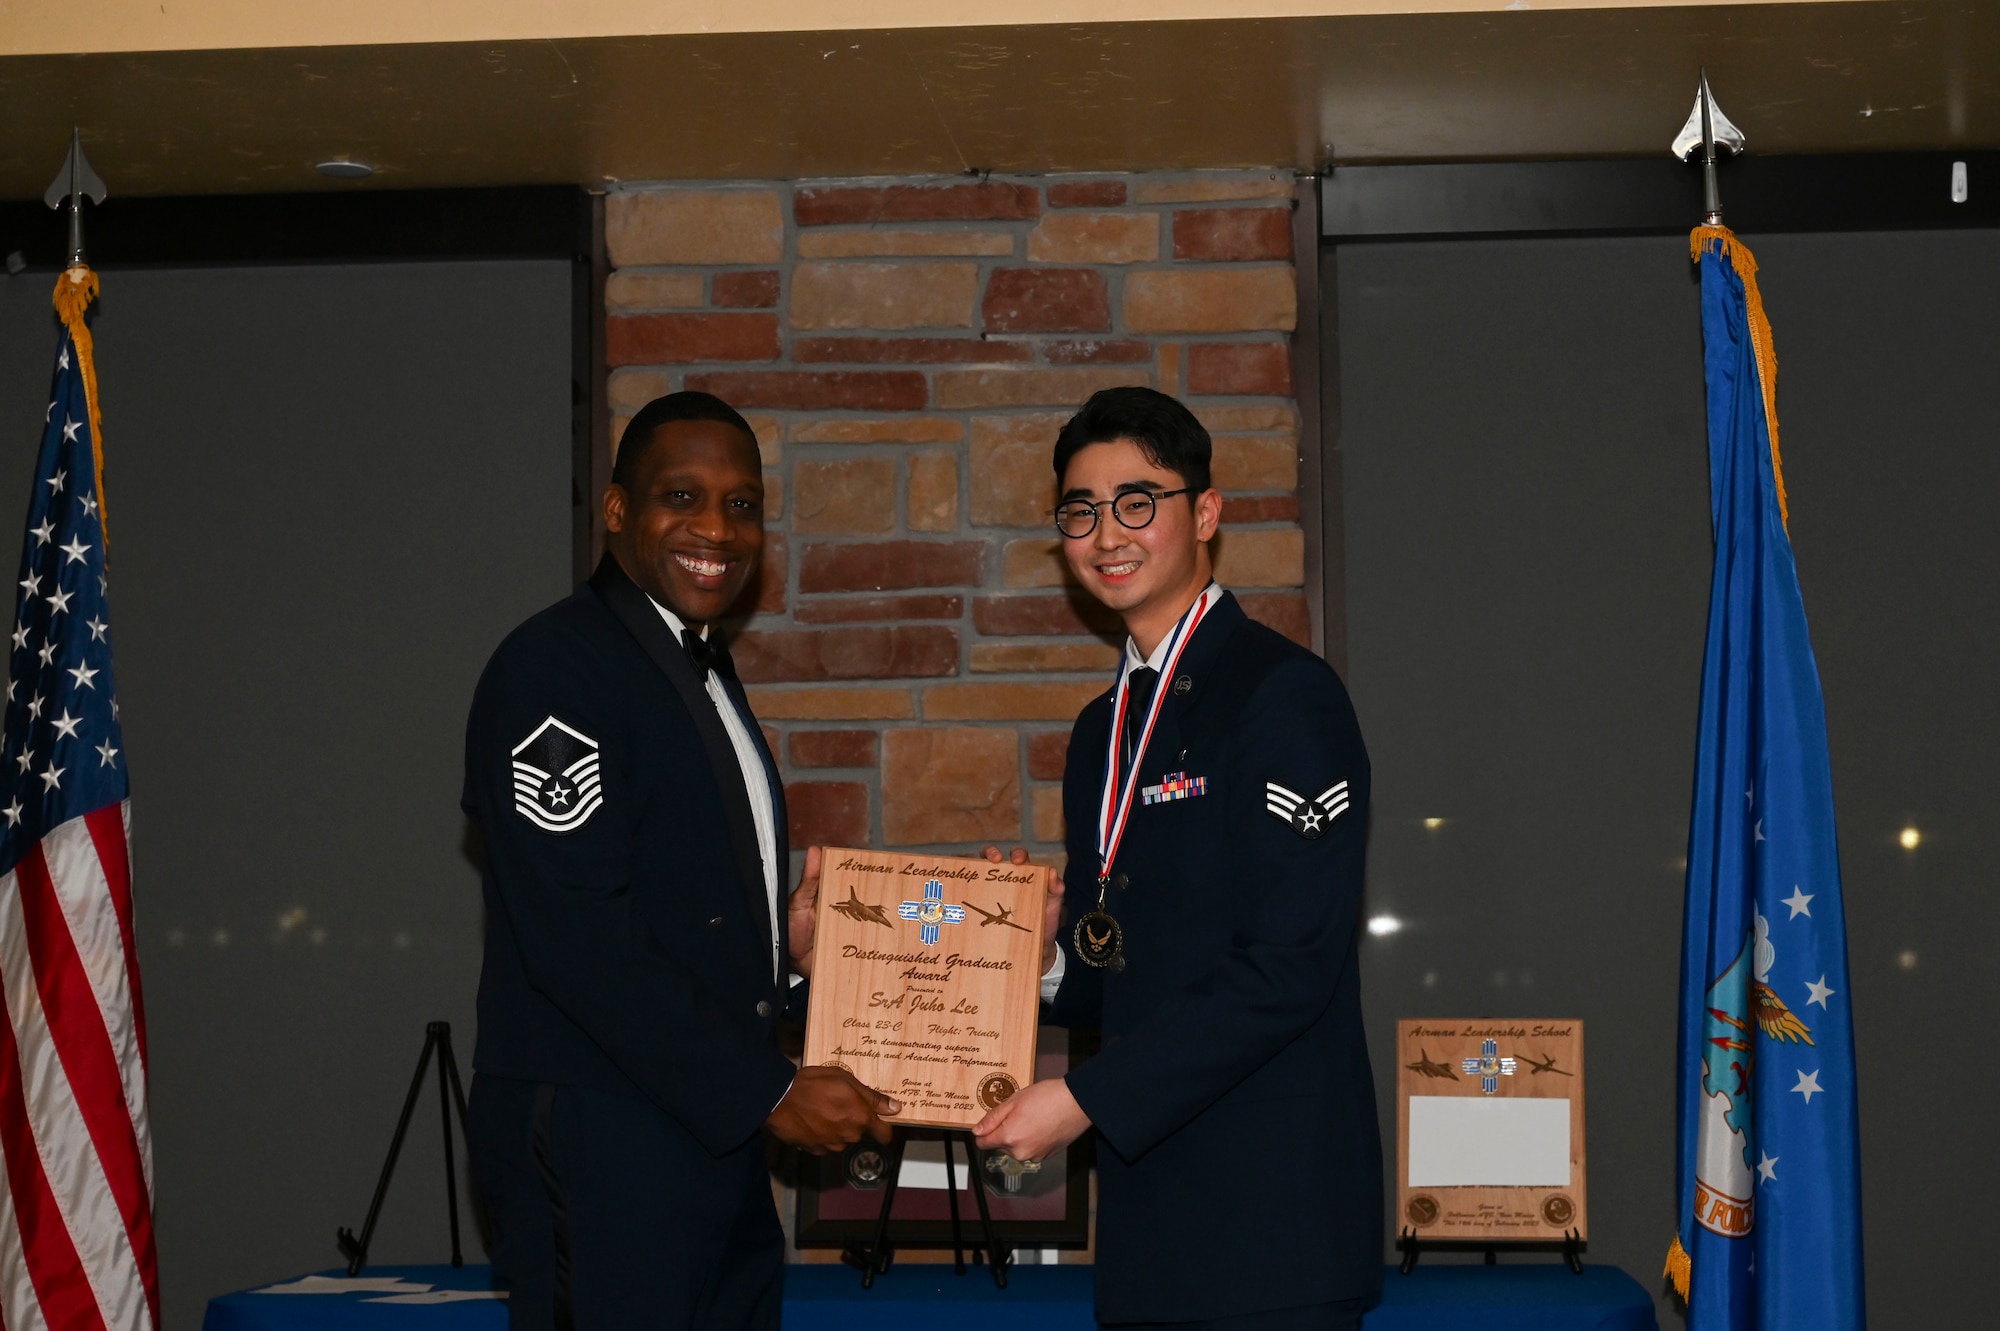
[1668,227,1864,1329]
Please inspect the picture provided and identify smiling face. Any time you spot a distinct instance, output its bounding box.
[603,418,765,629]
[1058,436,1222,656]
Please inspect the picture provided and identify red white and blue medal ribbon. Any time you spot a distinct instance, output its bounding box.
[1075,585,1220,969]
[1094,583,1221,889]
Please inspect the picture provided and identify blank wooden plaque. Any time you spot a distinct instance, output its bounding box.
[1395,1018,1587,1242]
[803,848,1048,1130]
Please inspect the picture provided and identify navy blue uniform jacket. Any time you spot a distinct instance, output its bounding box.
[1050,592,1382,1323]
[463,557,795,1157]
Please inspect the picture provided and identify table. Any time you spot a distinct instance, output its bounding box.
[203,1267,506,1331]
[785,1263,1094,1330]
[206,1261,1658,1330]
[1363,1265,1658,1331]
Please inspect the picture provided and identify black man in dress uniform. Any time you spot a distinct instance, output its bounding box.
[463,392,898,1330]
[976,387,1382,1330]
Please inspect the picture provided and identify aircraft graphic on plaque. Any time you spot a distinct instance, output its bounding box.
[805,849,1049,1131]
[1395,1018,1587,1268]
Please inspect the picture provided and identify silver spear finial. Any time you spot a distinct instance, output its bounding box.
[43,128,109,270]
[1672,71,1744,226]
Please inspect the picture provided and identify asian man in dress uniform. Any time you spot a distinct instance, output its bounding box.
[975,387,1382,1329]
[462,392,897,1330]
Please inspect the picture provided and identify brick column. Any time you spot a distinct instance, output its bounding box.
[605,171,1307,860]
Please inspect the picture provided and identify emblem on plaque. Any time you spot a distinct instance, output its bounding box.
[898,878,966,945]
[1405,1195,1440,1228]
[978,1073,1018,1110]
[967,901,1032,932]
[1462,1038,1518,1094]
[1542,1194,1576,1227]
[831,886,894,929]
[1405,1050,1458,1081]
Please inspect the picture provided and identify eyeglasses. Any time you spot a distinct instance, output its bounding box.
[1053,488,1194,539]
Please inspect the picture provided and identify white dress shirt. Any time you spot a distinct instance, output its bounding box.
[647,598,782,981]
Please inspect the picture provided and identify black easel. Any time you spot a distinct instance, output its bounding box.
[842,1128,1010,1290]
[1396,1227,1584,1275]
[336,1021,478,1276]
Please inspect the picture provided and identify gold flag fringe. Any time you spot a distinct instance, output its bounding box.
[51,265,108,555]
[1691,225,1788,531]
[1664,1232,1692,1301]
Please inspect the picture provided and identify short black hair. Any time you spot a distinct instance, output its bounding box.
[1052,386,1212,494]
[613,391,759,488]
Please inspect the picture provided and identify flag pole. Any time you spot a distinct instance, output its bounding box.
[1698,72,1724,226]
[44,126,106,271]
[43,128,111,551]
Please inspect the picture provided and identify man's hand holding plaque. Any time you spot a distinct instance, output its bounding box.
[764,1065,901,1155]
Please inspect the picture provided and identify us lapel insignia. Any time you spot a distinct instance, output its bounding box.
[512,715,603,834]
[1264,780,1349,839]
[1141,771,1208,806]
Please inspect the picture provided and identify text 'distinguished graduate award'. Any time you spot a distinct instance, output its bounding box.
[803,848,1049,1130]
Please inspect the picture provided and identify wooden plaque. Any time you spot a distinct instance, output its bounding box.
[1395,1019,1587,1241]
[803,848,1049,1130]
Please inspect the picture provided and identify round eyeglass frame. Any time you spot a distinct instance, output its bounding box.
[1053,488,1194,539]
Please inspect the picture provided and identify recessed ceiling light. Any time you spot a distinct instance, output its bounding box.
[315,160,374,179]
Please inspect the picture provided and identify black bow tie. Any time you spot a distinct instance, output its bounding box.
[683,630,736,681]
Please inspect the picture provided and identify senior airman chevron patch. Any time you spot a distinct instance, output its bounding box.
[1265,780,1349,839]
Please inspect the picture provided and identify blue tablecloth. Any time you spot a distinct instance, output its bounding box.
[203,1266,507,1331]
[206,1261,1658,1330]
[787,1263,1095,1329]
[1363,1265,1657,1330]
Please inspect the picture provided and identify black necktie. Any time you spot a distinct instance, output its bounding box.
[683,630,736,681]
[1122,666,1158,772]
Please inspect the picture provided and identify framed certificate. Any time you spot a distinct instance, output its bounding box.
[1395,1018,1588,1243]
[802,848,1050,1130]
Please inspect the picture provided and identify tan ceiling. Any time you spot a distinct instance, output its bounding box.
[0,0,1853,56]
[1,1,1993,198]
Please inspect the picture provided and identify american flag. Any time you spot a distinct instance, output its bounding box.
[0,271,156,1330]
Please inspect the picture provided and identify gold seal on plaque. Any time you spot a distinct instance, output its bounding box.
[1541,1194,1576,1227]
[1405,1195,1440,1228]
[978,1073,1019,1110]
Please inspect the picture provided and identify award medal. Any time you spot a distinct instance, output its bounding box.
[1078,585,1221,970]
